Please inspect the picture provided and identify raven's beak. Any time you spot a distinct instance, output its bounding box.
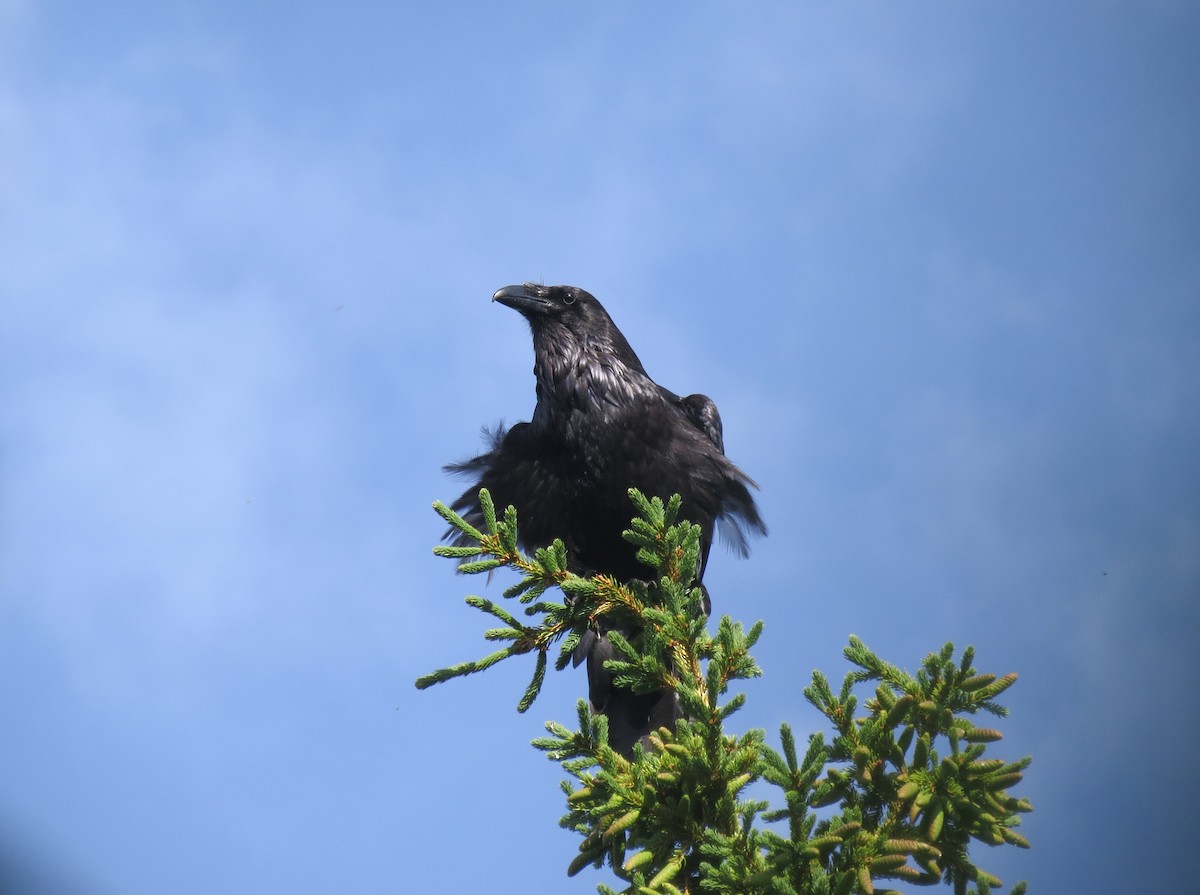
[493,283,553,315]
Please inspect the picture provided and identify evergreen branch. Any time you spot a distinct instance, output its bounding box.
[413,645,516,689]
[431,499,483,542]
[421,491,1032,894]
[417,489,604,709]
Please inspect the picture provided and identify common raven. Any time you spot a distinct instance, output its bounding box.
[447,283,765,755]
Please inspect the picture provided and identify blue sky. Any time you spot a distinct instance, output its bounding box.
[2,2,1197,893]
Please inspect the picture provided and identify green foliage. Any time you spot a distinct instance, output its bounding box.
[419,490,1032,894]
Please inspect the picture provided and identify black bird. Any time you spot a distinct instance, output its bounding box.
[447,283,765,755]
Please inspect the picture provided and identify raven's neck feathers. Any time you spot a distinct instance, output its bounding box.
[530,326,661,431]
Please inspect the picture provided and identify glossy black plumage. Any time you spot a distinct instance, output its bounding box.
[446,283,765,754]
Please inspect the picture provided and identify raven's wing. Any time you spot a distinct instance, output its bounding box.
[662,387,765,560]
[676,392,724,453]
[443,423,510,542]
[444,421,589,562]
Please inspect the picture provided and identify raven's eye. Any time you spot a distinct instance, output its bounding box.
[563,292,576,305]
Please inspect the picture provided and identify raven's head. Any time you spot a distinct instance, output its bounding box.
[493,283,607,330]
[493,282,645,364]
[492,282,653,419]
